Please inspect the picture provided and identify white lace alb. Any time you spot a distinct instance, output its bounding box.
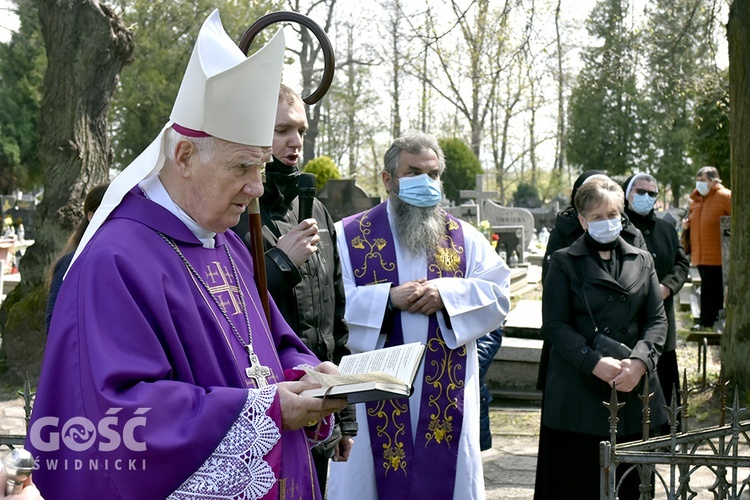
[168,386,280,499]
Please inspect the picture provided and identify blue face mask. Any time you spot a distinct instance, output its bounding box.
[586,218,622,244]
[395,173,442,207]
[631,193,656,216]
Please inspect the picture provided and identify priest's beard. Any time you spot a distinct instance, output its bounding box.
[391,196,444,258]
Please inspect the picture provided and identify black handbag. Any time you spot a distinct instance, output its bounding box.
[592,332,632,359]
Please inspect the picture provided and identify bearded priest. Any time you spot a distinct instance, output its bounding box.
[327,132,511,500]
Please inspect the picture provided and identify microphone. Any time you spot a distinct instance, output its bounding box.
[2,448,34,496]
[298,173,317,222]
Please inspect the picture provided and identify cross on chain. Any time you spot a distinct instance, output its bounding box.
[245,346,272,388]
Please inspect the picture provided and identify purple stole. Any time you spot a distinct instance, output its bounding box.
[342,202,467,499]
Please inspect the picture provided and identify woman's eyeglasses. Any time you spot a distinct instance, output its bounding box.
[634,188,658,198]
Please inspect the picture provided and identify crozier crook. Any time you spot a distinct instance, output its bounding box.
[238,12,336,323]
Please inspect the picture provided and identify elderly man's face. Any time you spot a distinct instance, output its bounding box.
[696,173,716,186]
[382,149,441,194]
[180,140,270,233]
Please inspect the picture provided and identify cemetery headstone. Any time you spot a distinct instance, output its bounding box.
[482,201,534,263]
[317,179,380,223]
[458,174,496,221]
[1,195,36,240]
[528,205,558,233]
[445,202,479,227]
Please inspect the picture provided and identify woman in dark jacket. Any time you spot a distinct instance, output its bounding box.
[537,171,646,390]
[623,173,689,408]
[534,177,668,500]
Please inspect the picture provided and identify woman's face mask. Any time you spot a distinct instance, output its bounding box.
[631,192,656,216]
[586,218,622,244]
[395,173,442,207]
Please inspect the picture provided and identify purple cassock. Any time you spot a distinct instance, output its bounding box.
[27,188,328,499]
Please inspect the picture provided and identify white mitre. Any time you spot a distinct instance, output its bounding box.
[66,9,285,275]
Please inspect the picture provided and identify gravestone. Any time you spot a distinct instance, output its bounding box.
[482,201,534,263]
[459,174,496,221]
[444,202,479,227]
[317,179,380,223]
[1,195,36,240]
[527,201,559,233]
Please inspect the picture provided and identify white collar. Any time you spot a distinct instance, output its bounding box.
[139,175,217,249]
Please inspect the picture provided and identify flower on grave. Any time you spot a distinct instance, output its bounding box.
[477,220,492,241]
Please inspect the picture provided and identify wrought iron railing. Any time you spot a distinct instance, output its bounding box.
[600,371,750,499]
[0,373,34,450]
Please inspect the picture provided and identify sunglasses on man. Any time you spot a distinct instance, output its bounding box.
[634,188,658,198]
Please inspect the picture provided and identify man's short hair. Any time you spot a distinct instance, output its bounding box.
[696,166,721,182]
[575,176,624,216]
[279,83,303,107]
[383,132,446,176]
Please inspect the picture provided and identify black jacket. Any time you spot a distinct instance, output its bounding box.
[542,236,668,436]
[231,159,356,435]
[537,208,647,390]
[624,208,690,352]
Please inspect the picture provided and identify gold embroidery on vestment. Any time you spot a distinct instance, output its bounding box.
[423,334,465,447]
[367,399,409,475]
[349,211,397,280]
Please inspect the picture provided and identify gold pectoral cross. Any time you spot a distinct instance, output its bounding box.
[245,346,272,388]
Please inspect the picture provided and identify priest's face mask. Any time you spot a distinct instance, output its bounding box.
[177,138,271,233]
[382,149,442,200]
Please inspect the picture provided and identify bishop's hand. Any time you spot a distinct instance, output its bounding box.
[276,380,347,431]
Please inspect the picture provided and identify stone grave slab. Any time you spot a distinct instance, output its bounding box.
[503,299,542,340]
[317,179,380,223]
[483,201,534,263]
[486,336,543,399]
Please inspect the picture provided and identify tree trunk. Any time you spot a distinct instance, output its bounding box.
[554,0,565,173]
[388,0,402,139]
[723,0,750,393]
[0,0,133,385]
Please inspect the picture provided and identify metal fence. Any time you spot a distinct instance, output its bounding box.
[601,372,750,499]
[0,373,34,451]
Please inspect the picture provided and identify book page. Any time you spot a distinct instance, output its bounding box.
[304,343,425,388]
[304,371,402,387]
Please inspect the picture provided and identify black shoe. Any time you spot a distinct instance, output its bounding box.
[690,324,710,332]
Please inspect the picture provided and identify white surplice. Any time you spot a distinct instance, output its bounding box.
[327,199,512,500]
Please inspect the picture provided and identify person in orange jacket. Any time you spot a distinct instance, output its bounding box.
[683,166,731,330]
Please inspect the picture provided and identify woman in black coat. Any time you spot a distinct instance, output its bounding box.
[534,177,668,500]
[537,171,646,390]
[623,173,690,408]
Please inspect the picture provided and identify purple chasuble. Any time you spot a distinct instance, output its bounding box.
[29,188,323,500]
[341,202,467,499]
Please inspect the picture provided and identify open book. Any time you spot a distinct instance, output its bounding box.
[300,342,426,404]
